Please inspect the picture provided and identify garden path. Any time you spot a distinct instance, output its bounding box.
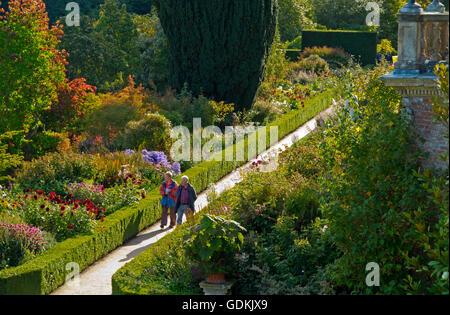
[51,105,335,295]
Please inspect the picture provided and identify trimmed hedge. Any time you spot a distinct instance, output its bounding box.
[286,35,302,61]
[112,223,196,295]
[0,90,337,295]
[301,30,377,65]
[111,90,339,295]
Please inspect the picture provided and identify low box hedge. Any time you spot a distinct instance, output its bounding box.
[0,89,337,295]
[301,30,378,65]
[111,90,339,295]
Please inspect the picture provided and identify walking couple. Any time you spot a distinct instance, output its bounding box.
[159,171,197,229]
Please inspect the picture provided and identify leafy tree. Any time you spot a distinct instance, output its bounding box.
[133,12,169,91]
[60,16,113,89]
[41,78,97,133]
[311,0,372,30]
[154,0,278,111]
[0,131,23,184]
[0,0,66,135]
[278,0,315,42]
[60,0,140,92]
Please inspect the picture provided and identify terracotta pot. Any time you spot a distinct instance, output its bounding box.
[206,272,226,284]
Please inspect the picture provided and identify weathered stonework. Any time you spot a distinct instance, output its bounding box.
[199,280,235,295]
[404,97,448,170]
[381,1,449,171]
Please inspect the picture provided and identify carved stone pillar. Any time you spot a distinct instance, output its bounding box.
[381,1,449,171]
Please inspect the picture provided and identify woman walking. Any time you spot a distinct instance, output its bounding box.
[159,171,178,229]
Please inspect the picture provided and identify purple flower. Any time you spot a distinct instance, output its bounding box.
[124,149,135,156]
[141,150,169,165]
[171,162,181,176]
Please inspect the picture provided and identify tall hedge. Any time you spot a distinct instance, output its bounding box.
[302,30,377,66]
[154,0,278,111]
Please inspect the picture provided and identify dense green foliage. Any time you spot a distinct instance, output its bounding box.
[184,214,246,275]
[277,0,314,42]
[155,0,278,111]
[0,0,152,22]
[0,0,66,155]
[122,113,173,153]
[112,63,449,296]
[61,0,140,92]
[2,0,449,296]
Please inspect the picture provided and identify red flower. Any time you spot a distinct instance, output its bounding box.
[40,204,45,209]
[60,205,66,211]
[68,225,74,230]
[36,190,44,195]
[60,212,65,217]
[141,193,146,199]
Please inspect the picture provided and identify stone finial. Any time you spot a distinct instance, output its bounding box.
[400,0,423,14]
[426,0,446,13]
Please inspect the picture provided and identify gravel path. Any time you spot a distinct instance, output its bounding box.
[51,106,334,295]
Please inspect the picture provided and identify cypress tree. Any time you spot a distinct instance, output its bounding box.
[155,0,278,111]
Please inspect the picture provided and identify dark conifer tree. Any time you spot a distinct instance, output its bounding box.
[155,0,278,111]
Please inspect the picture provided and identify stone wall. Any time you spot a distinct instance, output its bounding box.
[404,97,448,170]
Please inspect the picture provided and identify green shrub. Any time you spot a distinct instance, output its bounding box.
[234,216,336,295]
[122,113,173,154]
[0,132,23,185]
[319,63,441,294]
[264,30,291,82]
[301,46,352,69]
[279,136,324,178]
[285,185,321,227]
[296,54,329,74]
[15,151,97,196]
[249,99,283,124]
[377,39,396,55]
[301,30,377,65]
[184,214,246,277]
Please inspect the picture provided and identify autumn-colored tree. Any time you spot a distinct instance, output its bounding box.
[41,78,97,132]
[0,0,67,136]
[83,76,153,149]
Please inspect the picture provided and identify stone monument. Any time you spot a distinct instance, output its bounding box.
[381,0,449,171]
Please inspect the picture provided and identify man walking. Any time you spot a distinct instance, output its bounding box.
[175,176,197,225]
